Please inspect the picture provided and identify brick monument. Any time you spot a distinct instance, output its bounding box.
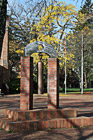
[0,42,79,132]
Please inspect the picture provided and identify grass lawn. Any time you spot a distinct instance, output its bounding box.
[44,88,93,95]
[59,88,93,94]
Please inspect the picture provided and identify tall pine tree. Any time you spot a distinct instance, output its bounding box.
[80,0,93,29]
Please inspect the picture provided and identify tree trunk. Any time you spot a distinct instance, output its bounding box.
[84,72,87,89]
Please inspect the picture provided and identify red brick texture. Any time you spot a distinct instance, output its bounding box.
[20,56,33,110]
[0,16,10,86]
[0,109,93,132]
[48,58,59,109]
[0,16,9,69]
[0,116,93,132]
[4,108,77,121]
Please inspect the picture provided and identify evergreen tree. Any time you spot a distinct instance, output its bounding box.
[76,0,93,30]
[80,0,92,14]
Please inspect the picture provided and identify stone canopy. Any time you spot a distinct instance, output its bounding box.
[24,41,57,58]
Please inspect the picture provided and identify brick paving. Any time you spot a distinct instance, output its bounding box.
[0,93,93,139]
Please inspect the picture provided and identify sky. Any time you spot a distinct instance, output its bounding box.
[21,0,83,9]
[8,0,86,11]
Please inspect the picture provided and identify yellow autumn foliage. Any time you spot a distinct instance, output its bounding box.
[9,0,86,73]
[29,1,82,70]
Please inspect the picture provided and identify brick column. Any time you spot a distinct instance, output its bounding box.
[48,58,59,109]
[20,56,33,110]
[0,16,9,69]
[0,16,10,84]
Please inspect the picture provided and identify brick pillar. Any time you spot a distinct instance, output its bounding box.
[48,58,59,109]
[0,16,10,84]
[20,56,33,110]
[0,16,9,69]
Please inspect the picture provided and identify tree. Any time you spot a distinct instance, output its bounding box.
[8,0,57,79]
[30,1,78,71]
[8,0,89,89]
[8,0,57,58]
[75,0,93,31]
[68,24,93,89]
[80,0,92,14]
[73,0,93,88]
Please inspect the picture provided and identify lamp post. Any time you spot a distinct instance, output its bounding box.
[64,39,67,95]
[81,34,84,94]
